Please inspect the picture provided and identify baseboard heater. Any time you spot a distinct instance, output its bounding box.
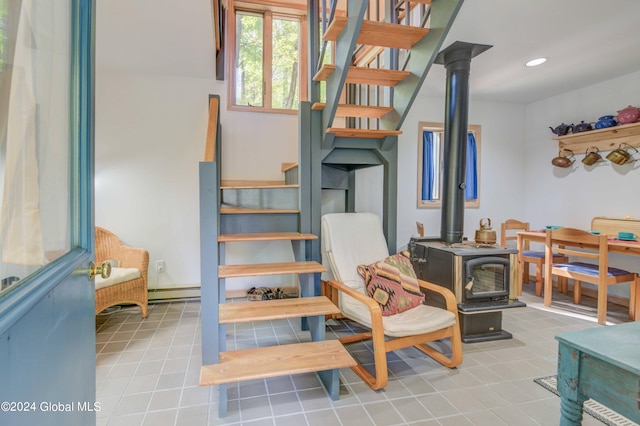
[148,286,201,302]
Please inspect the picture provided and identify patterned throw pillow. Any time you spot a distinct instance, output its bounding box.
[357,251,424,316]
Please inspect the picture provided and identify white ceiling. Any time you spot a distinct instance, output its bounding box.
[423,0,640,104]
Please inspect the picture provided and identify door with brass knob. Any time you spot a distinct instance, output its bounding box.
[89,261,112,280]
[0,2,98,425]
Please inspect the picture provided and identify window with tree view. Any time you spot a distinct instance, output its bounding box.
[233,7,303,112]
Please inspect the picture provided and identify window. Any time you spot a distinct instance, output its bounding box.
[229,2,307,113]
[417,122,481,208]
[1,0,73,295]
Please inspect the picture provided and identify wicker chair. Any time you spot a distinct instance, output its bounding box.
[95,226,149,318]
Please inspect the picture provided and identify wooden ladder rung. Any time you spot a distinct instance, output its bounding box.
[324,17,429,49]
[199,340,357,385]
[313,65,410,87]
[218,261,326,278]
[219,232,318,243]
[326,128,402,139]
[312,103,393,119]
[219,296,341,324]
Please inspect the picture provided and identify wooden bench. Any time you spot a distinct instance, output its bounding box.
[591,216,640,238]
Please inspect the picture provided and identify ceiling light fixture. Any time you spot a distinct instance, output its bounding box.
[525,57,547,67]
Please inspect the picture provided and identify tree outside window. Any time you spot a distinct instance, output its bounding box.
[231,6,305,113]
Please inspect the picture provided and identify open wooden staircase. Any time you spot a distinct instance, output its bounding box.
[199,96,355,418]
[200,0,464,418]
[301,0,464,255]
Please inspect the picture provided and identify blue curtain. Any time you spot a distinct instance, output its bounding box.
[465,133,478,200]
[422,131,435,200]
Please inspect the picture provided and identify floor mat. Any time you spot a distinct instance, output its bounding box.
[533,375,639,426]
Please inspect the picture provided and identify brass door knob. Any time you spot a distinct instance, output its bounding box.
[89,261,112,280]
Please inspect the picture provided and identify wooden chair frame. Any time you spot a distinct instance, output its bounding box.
[323,278,462,390]
[543,227,639,325]
[501,219,568,296]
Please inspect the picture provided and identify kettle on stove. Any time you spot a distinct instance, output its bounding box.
[475,218,497,244]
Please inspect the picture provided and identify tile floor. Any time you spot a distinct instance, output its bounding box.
[95,286,625,426]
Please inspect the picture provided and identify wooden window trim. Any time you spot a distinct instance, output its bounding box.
[417,121,481,209]
[226,0,308,114]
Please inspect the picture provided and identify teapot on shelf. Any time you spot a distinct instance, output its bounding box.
[617,105,640,125]
[573,121,594,133]
[549,123,573,136]
[595,115,617,129]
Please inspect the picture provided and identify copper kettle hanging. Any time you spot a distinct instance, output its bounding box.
[475,218,497,244]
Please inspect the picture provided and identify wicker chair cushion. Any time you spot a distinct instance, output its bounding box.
[96,267,141,290]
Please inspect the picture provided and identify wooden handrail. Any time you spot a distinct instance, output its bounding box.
[204,96,219,162]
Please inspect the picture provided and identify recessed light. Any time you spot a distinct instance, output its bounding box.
[525,57,547,67]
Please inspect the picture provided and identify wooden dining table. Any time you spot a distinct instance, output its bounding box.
[516,230,640,294]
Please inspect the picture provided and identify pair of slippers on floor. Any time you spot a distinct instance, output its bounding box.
[247,286,285,300]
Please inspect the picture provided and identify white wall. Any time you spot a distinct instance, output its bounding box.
[95,0,299,292]
[523,70,640,296]
[394,94,528,249]
[524,70,640,228]
[94,67,298,291]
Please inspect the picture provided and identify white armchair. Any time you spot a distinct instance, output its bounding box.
[321,213,462,390]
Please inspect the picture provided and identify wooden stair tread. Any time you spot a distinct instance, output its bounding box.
[219,296,340,324]
[220,206,299,214]
[313,65,410,87]
[311,103,393,119]
[199,340,356,385]
[219,261,326,278]
[324,17,429,49]
[281,162,298,172]
[327,128,402,139]
[219,232,318,242]
[221,179,298,189]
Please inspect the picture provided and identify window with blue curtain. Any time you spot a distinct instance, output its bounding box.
[418,123,480,208]
[465,132,478,201]
[421,130,440,201]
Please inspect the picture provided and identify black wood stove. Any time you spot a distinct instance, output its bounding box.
[409,42,525,343]
[409,239,525,343]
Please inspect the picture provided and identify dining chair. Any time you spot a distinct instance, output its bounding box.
[543,227,639,325]
[501,219,568,296]
[321,213,462,390]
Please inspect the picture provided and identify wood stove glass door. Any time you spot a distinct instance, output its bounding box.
[464,257,510,301]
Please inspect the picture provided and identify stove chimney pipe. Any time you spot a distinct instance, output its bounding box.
[435,42,492,244]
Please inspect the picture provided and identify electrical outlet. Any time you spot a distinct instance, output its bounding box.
[156,260,165,273]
